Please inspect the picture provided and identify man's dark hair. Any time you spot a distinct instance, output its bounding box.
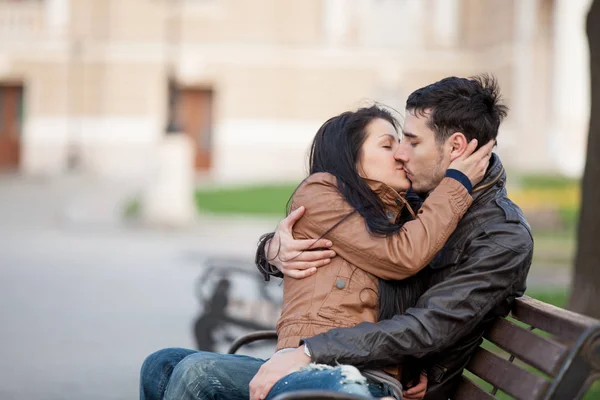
[405,74,508,147]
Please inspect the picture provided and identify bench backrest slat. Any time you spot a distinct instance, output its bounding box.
[467,348,548,400]
[511,296,598,342]
[484,318,568,376]
[453,376,496,400]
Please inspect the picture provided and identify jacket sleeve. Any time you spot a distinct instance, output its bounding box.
[292,175,472,280]
[302,224,533,368]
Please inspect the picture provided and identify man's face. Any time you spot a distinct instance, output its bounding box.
[395,110,451,194]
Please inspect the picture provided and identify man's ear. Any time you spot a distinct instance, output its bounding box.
[447,132,469,162]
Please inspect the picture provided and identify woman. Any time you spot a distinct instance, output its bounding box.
[264,105,491,399]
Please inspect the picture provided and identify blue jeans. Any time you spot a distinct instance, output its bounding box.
[140,348,395,400]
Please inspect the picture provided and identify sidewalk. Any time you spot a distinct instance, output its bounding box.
[0,174,279,400]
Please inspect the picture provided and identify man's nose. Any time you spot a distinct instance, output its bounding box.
[394,146,408,162]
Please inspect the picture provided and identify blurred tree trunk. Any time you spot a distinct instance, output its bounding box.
[568,0,600,318]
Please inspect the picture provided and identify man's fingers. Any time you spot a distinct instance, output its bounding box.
[405,385,427,395]
[281,206,305,229]
[289,238,333,251]
[252,383,269,400]
[283,258,332,277]
[403,394,425,400]
[403,372,428,399]
[258,380,277,400]
[284,249,336,263]
[285,267,319,279]
[403,388,427,400]
[249,376,261,400]
[278,241,334,263]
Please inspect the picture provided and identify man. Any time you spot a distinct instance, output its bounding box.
[140,75,533,400]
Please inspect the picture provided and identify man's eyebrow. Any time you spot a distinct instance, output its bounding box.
[402,131,418,139]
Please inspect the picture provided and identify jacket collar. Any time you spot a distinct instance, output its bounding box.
[471,153,506,204]
[363,179,416,221]
[363,178,406,209]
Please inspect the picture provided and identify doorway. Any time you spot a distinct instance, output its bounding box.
[0,84,24,170]
[177,88,214,171]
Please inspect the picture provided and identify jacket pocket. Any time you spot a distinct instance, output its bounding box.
[316,266,356,325]
[316,310,357,326]
[316,268,377,326]
[317,278,353,325]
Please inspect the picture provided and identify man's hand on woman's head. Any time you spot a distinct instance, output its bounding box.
[266,206,336,279]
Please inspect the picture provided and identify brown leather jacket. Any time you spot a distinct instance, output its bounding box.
[276,172,472,351]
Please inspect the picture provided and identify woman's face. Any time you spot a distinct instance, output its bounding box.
[357,118,411,192]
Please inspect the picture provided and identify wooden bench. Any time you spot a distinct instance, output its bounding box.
[228,296,600,400]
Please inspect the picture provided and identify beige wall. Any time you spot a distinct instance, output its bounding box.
[0,0,592,181]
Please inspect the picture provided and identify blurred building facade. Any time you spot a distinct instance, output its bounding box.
[0,0,592,182]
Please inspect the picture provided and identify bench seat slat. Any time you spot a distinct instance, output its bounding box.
[466,348,548,400]
[512,296,598,342]
[453,376,496,400]
[484,318,567,376]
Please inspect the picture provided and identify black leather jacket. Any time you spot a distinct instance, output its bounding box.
[255,154,533,399]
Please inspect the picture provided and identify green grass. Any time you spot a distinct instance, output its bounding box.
[518,174,580,190]
[527,288,569,308]
[531,233,575,266]
[194,183,298,217]
[189,174,582,220]
[559,206,581,232]
[510,173,581,237]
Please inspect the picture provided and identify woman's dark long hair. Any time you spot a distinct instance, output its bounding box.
[289,105,426,322]
[306,105,403,236]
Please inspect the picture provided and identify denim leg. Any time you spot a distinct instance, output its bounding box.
[164,350,266,400]
[140,347,198,400]
[266,364,395,400]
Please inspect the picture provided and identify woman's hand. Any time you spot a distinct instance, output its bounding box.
[448,139,495,187]
[266,206,336,278]
[402,372,428,400]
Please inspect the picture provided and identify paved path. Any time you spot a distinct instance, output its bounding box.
[0,174,278,400]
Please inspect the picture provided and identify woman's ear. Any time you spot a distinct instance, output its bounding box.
[448,132,469,161]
